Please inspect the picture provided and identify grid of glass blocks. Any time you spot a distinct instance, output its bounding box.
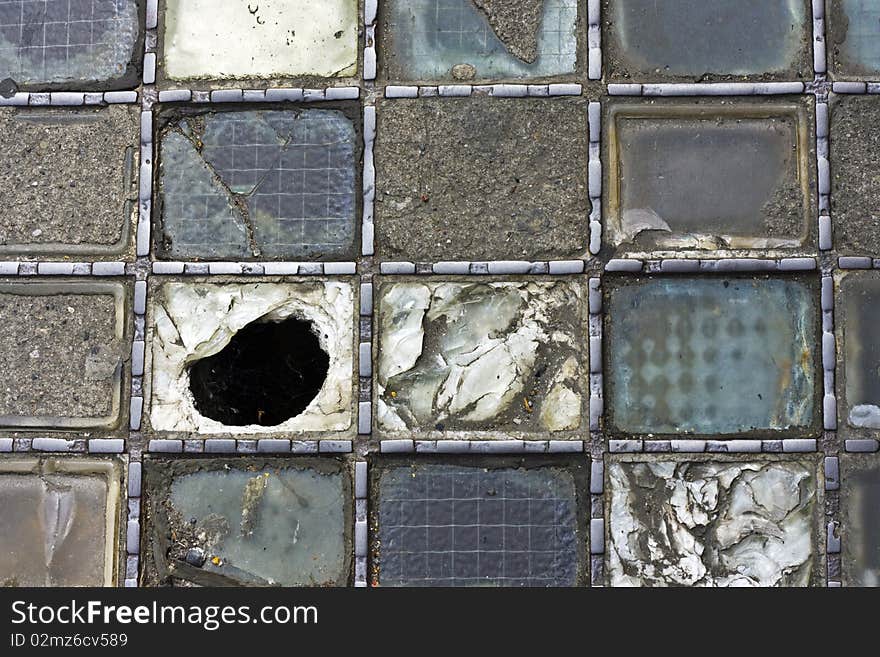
[2,0,880,589]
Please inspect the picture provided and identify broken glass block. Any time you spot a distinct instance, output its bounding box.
[605,276,819,437]
[157,108,358,261]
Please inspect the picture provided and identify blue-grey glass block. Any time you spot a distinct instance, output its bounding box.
[841,456,880,587]
[0,0,139,86]
[607,0,811,79]
[376,463,580,587]
[383,0,578,81]
[606,277,818,436]
[829,0,880,78]
[841,273,880,431]
[158,109,357,260]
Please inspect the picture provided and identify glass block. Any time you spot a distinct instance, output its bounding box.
[157,108,358,261]
[0,282,129,431]
[0,106,138,257]
[375,97,590,261]
[376,280,586,434]
[605,276,819,437]
[0,457,123,587]
[163,0,358,81]
[840,455,880,587]
[828,0,880,78]
[839,272,880,433]
[148,280,354,436]
[142,458,350,587]
[0,0,139,87]
[829,95,880,255]
[373,460,586,587]
[607,456,820,587]
[606,99,814,254]
[605,0,812,81]
[381,0,579,81]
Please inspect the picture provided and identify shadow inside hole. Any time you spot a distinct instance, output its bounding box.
[188,316,330,427]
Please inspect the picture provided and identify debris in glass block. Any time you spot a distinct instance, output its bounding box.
[142,458,350,587]
[157,108,358,261]
[0,106,139,257]
[605,276,819,437]
[605,98,814,254]
[605,0,812,81]
[0,0,139,88]
[375,98,589,261]
[607,456,819,587]
[840,455,880,587]
[0,457,122,587]
[380,0,578,81]
[829,95,880,255]
[148,280,354,435]
[373,460,586,587]
[838,272,880,432]
[376,281,586,434]
[828,0,880,78]
[162,0,358,81]
[0,282,128,430]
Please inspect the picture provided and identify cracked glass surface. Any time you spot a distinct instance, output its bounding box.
[164,463,347,586]
[0,0,139,86]
[607,457,818,587]
[841,456,880,587]
[158,109,357,261]
[607,102,811,252]
[840,273,880,431]
[0,458,121,587]
[829,0,880,77]
[382,0,578,81]
[376,281,585,434]
[376,463,579,587]
[163,0,358,81]
[607,0,810,79]
[605,277,818,437]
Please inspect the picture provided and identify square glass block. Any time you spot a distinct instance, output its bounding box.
[143,459,350,587]
[374,462,584,587]
[840,455,880,587]
[828,0,880,79]
[162,0,358,81]
[0,0,139,86]
[157,108,358,261]
[605,276,819,437]
[0,457,123,587]
[840,272,880,434]
[607,456,819,587]
[605,99,814,254]
[605,0,812,81]
[381,0,579,81]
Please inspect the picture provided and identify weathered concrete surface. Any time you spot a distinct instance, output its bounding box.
[0,106,138,257]
[830,95,880,255]
[375,97,590,261]
[472,0,544,64]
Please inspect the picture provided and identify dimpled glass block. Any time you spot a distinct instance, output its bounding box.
[168,464,347,586]
[608,0,811,79]
[0,458,121,587]
[158,109,357,260]
[376,463,580,587]
[609,103,811,251]
[841,457,880,587]
[0,0,139,86]
[829,0,880,77]
[841,274,880,430]
[606,277,817,436]
[383,0,578,81]
[163,0,358,81]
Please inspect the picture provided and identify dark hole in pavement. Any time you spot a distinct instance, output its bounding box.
[188,316,329,426]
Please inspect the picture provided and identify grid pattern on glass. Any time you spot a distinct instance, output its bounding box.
[159,109,357,260]
[386,0,578,80]
[838,0,880,73]
[377,464,579,587]
[0,0,138,85]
